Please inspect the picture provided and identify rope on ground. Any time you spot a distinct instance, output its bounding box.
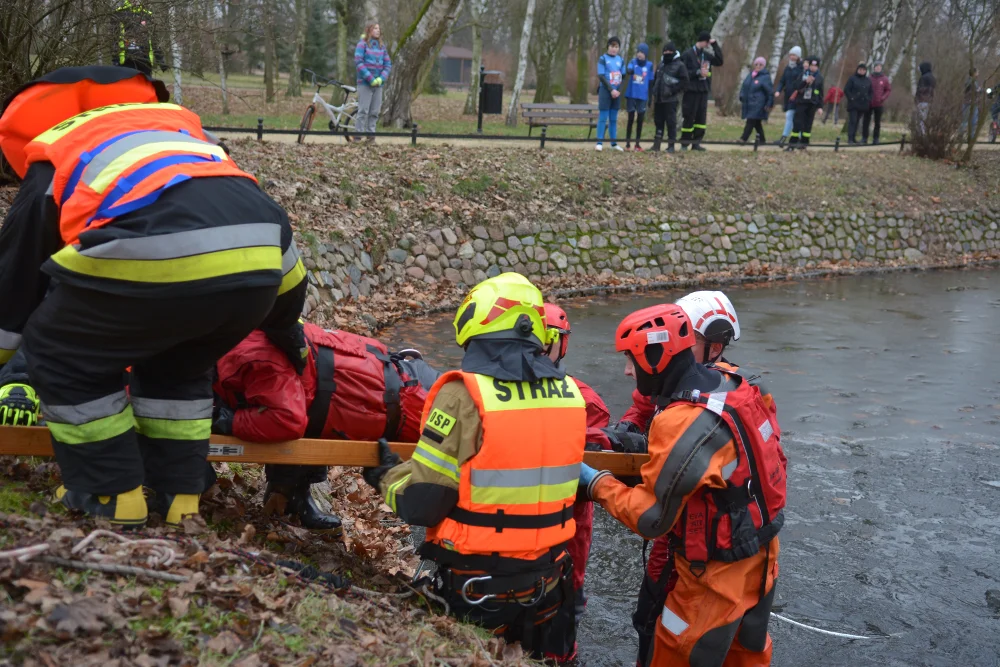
[72,529,180,568]
[770,612,900,640]
[36,555,189,582]
[0,543,50,562]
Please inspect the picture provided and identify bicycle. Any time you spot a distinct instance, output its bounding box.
[298,69,359,144]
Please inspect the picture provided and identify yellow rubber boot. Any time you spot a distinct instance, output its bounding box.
[158,493,201,526]
[55,485,148,528]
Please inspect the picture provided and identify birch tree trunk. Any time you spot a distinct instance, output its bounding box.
[712,0,749,41]
[463,0,488,114]
[218,51,229,114]
[571,0,590,103]
[285,0,308,97]
[381,0,464,128]
[888,1,926,82]
[737,0,773,86]
[768,0,792,78]
[506,0,537,126]
[168,4,183,104]
[868,0,903,65]
[909,40,918,95]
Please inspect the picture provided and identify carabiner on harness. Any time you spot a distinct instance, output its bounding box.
[517,578,547,608]
[460,575,497,605]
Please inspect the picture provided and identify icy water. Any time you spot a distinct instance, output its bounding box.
[384,268,1000,666]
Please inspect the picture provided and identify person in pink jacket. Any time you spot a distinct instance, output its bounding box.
[869,62,892,145]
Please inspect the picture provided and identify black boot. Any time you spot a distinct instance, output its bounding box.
[651,131,662,152]
[264,483,343,535]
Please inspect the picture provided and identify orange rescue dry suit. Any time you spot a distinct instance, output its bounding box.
[590,368,786,667]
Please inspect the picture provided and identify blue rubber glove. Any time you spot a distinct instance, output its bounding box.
[579,463,598,488]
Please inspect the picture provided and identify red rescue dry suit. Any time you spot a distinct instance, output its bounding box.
[214,322,432,444]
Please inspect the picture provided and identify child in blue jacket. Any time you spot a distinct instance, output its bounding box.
[596,36,624,151]
[625,43,654,150]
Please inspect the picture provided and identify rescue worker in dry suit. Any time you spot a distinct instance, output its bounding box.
[362,274,588,660]
[540,302,646,660]
[0,66,307,528]
[580,303,786,666]
[212,321,441,535]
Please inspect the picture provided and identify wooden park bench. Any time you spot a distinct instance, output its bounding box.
[520,103,600,138]
[0,427,647,476]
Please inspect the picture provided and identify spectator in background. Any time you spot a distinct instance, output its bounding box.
[596,36,625,152]
[650,41,688,153]
[774,46,804,146]
[679,31,724,151]
[739,57,773,145]
[354,23,392,142]
[844,61,873,144]
[787,57,824,150]
[961,68,982,139]
[822,84,844,124]
[624,43,654,151]
[869,61,892,145]
[915,61,935,135]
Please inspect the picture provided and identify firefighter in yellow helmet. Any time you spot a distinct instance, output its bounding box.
[364,273,588,660]
[0,66,307,528]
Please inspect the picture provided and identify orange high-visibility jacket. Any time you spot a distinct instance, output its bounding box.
[422,370,587,562]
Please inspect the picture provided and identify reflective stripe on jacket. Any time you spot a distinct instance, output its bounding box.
[22,103,280,284]
[424,370,587,561]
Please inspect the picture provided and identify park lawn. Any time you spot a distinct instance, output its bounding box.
[185,83,906,143]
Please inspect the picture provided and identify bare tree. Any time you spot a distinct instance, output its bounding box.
[167,3,184,104]
[712,0,750,42]
[955,0,1000,162]
[737,0,774,86]
[868,0,904,64]
[286,0,309,97]
[768,0,793,77]
[506,0,538,125]
[530,0,572,103]
[888,0,931,83]
[572,0,591,103]
[463,0,489,114]
[382,0,464,127]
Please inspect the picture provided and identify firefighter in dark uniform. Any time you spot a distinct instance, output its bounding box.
[0,66,307,527]
[115,0,157,76]
[679,31,724,151]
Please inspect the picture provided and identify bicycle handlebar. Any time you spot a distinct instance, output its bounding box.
[302,68,353,91]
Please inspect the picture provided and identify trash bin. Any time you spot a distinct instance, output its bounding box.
[481,81,503,115]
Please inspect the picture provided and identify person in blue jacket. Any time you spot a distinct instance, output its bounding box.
[624,43,654,151]
[354,22,392,142]
[774,46,803,145]
[739,56,774,144]
[596,36,625,151]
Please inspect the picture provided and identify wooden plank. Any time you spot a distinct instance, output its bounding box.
[0,427,650,477]
[520,103,599,110]
[521,112,599,120]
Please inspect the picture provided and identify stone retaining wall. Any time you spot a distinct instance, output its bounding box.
[298,208,1000,316]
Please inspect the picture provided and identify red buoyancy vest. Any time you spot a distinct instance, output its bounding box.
[668,369,787,565]
[22,102,254,246]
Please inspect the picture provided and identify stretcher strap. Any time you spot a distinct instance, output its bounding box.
[305,345,336,438]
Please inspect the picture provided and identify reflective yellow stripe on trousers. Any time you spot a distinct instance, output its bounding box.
[0,329,22,364]
[50,223,283,283]
[279,242,307,295]
[469,463,581,505]
[43,391,134,444]
[133,397,213,440]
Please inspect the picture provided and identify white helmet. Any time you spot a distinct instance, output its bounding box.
[675,291,741,345]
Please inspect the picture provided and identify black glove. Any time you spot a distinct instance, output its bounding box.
[264,323,308,376]
[602,426,648,454]
[212,405,234,435]
[363,438,401,489]
[613,420,643,435]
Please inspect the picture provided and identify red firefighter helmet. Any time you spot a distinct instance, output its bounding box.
[543,303,571,360]
[615,303,695,375]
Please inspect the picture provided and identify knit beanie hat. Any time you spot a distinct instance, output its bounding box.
[789,46,802,59]
[698,31,711,43]
[637,43,649,57]
[753,57,767,68]
[663,41,677,54]
[857,61,867,71]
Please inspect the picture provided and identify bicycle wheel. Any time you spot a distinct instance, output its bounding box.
[298,105,316,145]
[342,105,359,143]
